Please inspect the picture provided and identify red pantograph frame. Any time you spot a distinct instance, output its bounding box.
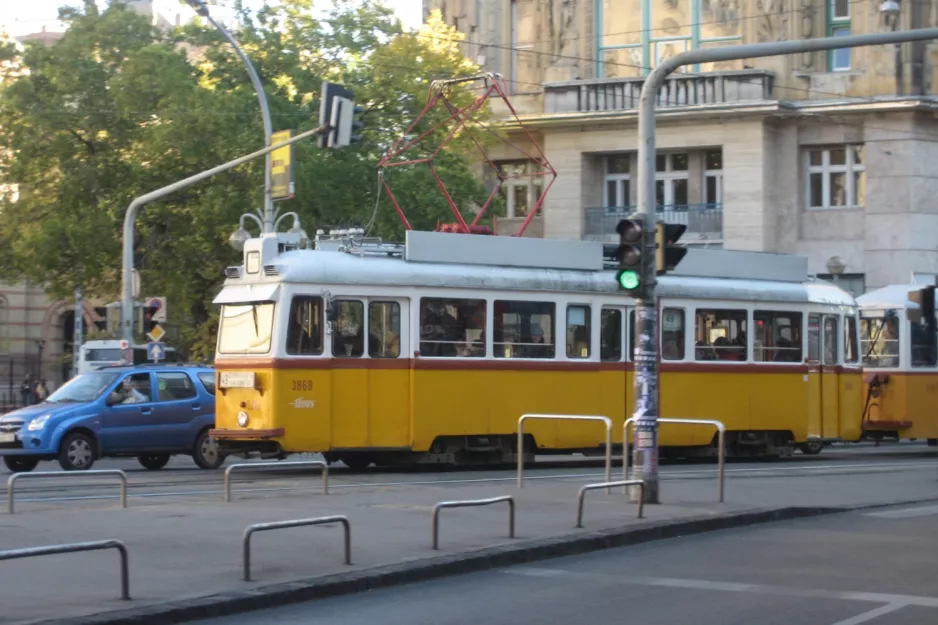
[375,73,557,237]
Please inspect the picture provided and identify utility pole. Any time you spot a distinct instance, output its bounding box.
[630,26,938,504]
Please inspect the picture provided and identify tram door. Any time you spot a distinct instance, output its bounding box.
[819,315,841,438]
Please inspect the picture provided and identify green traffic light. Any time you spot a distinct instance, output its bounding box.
[617,270,641,290]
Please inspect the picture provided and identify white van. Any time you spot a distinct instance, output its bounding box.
[77,340,180,374]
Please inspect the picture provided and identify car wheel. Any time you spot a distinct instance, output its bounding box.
[3,456,39,473]
[58,432,96,471]
[193,430,224,470]
[137,454,170,471]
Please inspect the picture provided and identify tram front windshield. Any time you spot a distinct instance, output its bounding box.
[218,303,276,354]
[860,311,900,368]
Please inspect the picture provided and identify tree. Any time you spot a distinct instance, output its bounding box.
[0,1,493,361]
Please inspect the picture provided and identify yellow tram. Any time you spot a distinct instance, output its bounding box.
[210,229,863,468]
[856,284,938,445]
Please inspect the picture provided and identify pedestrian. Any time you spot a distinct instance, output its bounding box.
[19,373,32,407]
[35,379,49,403]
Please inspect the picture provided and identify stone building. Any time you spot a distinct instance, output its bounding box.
[425,0,938,295]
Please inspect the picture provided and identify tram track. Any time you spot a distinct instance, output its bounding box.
[5,451,935,506]
[4,446,934,495]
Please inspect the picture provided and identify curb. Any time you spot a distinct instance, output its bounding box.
[31,505,841,625]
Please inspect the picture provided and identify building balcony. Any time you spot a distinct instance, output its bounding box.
[583,204,723,243]
[544,70,775,115]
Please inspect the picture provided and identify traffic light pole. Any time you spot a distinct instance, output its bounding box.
[120,125,328,346]
[631,27,938,504]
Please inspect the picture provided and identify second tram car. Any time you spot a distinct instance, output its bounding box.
[857,284,938,445]
[210,230,863,467]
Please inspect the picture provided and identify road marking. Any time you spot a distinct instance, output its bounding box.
[865,504,938,519]
[501,568,938,609]
[828,604,905,625]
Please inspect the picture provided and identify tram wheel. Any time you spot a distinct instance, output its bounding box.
[341,455,373,470]
[798,442,824,455]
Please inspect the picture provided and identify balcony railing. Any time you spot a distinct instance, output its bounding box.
[584,205,723,241]
[545,70,775,115]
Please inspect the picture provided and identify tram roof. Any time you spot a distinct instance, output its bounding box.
[216,245,855,308]
[856,284,924,311]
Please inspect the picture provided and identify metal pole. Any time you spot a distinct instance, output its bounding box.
[634,26,938,505]
[72,288,82,379]
[203,13,275,233]
[120,125,327,344]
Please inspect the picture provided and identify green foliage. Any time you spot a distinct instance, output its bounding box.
[0,2,492,359]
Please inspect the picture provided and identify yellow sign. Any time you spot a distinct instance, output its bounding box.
[270,129,295,201]
[147,324,166,343]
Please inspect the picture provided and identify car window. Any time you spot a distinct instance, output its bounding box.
[197,372,216,395]
[113,373,152,405]
[155,372,197,401]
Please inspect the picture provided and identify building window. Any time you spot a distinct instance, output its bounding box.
[828,0,851,71]
[510,0,538,93]
[816,273,865,298]
[603,155,631,210]
[597,0,742,77]
[497,161,544,218]
[655,153,689,208]
[805,146,865,209]
[703,149,723,207]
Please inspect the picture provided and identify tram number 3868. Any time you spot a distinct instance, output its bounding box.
[292,380,314,391]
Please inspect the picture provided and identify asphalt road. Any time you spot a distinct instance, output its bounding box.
[2,442,935,508]
[193,503,938,625]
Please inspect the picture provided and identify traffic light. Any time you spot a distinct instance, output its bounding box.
[317,81,364,148]
[615,217,647,296]
[144,300,161,332]
[655,221,687,276]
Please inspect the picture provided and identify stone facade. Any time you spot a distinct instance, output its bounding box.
[425,0,938,293]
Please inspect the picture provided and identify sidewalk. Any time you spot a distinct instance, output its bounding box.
[2,464,936,625]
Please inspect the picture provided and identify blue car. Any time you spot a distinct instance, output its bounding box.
[0,364,221,472]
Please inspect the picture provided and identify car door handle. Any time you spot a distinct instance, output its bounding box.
[191,403,201,410]
[140,408,153,415]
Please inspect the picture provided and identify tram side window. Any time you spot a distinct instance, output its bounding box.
[910,316,937,367]
[601,308,623,362]
[566,305,591,359]
[860,312,900,368]
[419,298,485,358]
[285,296,324,356]
[627,309,684,360]
[807,314,820,362]
[332,300,365,358]
[753,311,802,363]
[494,301,555,359]
[695,309,747,361]
[823,316,839,365]
[845,316,859,364]
[368,301,401,358]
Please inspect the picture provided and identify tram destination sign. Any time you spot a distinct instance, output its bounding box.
[220,371,257,389]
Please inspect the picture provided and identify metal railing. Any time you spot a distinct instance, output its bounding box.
[624,417,726,502]
[242,516,351,581]
[584,204,724,240]
[544,69,775,114]
[576,480,645,528]
[8,470,128,514]
[432,496,515,550]
[0,539,130,599]
[518,414,613,489]
[224,460,328,502]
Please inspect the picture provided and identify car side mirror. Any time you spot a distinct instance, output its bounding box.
[106,392,122,406]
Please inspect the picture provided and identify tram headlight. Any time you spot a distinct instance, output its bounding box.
[237,411,249,427]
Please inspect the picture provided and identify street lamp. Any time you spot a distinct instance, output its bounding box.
[826,255,847,283]
[228,211,309,252]
[185,0,279,233]
[879,0,902,95]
